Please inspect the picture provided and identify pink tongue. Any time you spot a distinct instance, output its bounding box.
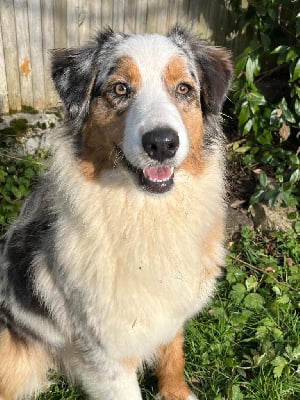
[144,166,173,181]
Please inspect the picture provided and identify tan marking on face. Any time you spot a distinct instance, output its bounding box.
[156,330,194,400]
[106,56,142,90]
[164,56,195,89]
[180,107,204,175]
[80,57,142,179]
[164,56,204,176]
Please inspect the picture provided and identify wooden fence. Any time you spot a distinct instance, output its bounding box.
[0,0,238,114]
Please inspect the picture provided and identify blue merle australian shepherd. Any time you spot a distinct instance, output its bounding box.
[0,27,232,400]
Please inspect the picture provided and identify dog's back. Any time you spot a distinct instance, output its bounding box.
[0,27,232,400]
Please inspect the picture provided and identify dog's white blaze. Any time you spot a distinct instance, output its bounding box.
[117,35,189,168]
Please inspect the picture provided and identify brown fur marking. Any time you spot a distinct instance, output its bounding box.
[164,57,204,176]
[80,57,142,179]
[157,330,194,400]
[0,330,51,400]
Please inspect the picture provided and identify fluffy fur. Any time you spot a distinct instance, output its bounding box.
[0,27,232,400]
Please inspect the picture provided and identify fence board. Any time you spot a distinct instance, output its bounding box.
[0,0,21,111]
[41,0,57,107]
[124,0,136,33]
[101,0,113,29]
[28,0,45,109]
[0,21,9,114]
[54,0,67,48]
[89,0,101,36]
[67,0,79,47]
[134,0,147,33]
[113,0,125,32]
[167,0,179,29]
[155,0,168,33]
[14,0,33,107]
[78,0,90,45]
[0,0,239,113]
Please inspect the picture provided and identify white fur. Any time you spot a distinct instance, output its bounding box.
[63,348,142,400]
[43,133,225,364]
[117,35,190,169]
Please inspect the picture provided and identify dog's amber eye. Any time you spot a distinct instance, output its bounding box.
[114,83,129,96]
[176,83,191,95]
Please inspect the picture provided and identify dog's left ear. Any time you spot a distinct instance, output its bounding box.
[51,45,97,120]
[170,27,233,115]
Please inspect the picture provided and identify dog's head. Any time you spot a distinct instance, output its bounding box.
[51,27,232,194]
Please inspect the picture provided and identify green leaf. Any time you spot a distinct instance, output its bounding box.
[271,356,288,378]
[289,169,300,184]
[226,265,246,284]
[247,92,266,106]
[275,294,290,305]
[292,58,300,81]
[282,108,296,124]
[242,119,253,135]
[257,131,272,145]
[235,55,248,77]
[295,98,300,116]
[239,103,250,127]
[235,145,251,153]
[232,384,244,400]
[286,48,298,62]
[24,168,35,179]
[259,171,268,187]
[245,275,258,292]
[243,293,265,310]
[246,57,259,83]
[290,344,300,360]
[271,45,289,55]
[230,283,246,304]
[250,190,265,205]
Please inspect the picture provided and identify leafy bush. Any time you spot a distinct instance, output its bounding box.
[229,0,300,207]
[0,155,44,235]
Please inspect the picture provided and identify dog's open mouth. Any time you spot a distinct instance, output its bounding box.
[140,166,174,193]
[118,149,174,194]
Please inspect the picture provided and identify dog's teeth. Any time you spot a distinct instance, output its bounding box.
[143,166,174,183]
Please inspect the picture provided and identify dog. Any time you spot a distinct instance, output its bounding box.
[0,26,232,400]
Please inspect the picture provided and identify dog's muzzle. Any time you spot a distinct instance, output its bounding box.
[142,127,179,163]
[138,127,179,194]
[121,127,180,194]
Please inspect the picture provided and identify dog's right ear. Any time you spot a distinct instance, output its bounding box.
[51,46,97,120]
[51,28,117,120]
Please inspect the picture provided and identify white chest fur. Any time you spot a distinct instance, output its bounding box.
[52,154,225,361]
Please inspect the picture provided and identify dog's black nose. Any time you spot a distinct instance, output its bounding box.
[142,128,179,162]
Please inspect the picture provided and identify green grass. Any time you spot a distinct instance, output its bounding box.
[0,153,299,400]
[183,228,300,400]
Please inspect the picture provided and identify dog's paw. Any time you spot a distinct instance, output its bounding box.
[155,392,198,400]
[187,394,198,400]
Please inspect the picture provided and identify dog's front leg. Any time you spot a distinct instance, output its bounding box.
[80,367,142,400]
[65,349,142,400]
[156,330,198,400]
